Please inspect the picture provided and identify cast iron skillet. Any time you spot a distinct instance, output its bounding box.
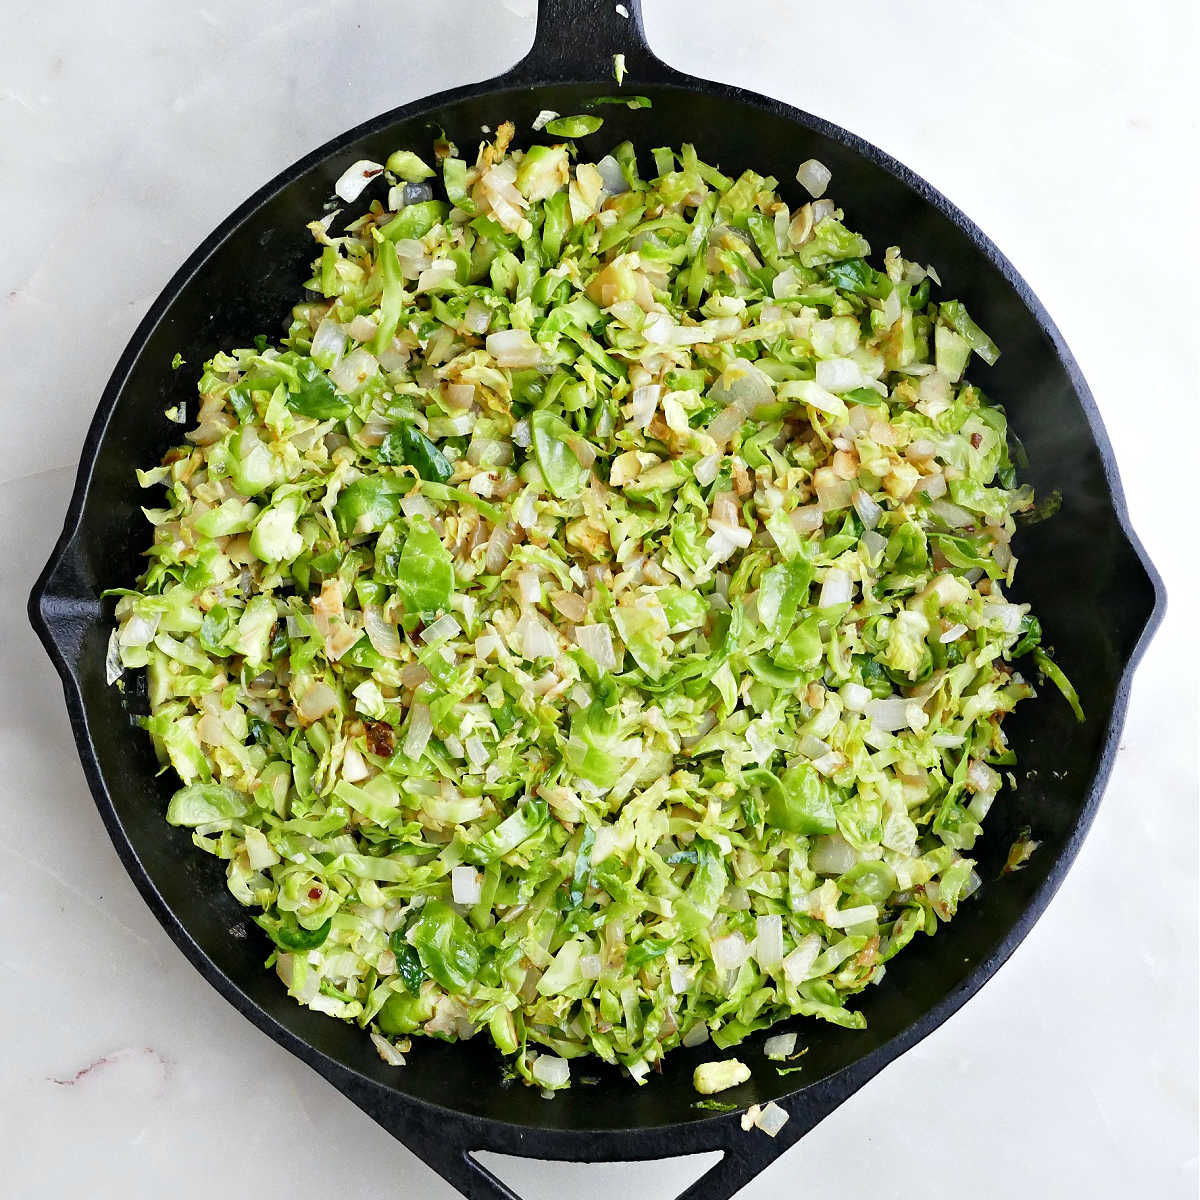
[29,2,1165,1196]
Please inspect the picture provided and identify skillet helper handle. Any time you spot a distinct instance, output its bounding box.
[509,0,677,85]
[357,1080,853,1200]
[30,531,102,675]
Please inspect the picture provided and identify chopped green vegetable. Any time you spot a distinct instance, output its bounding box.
[1034,649,1085,722]
[379,423,453,483]
[115,124,1067,1092]
[694,1059,751,1094]
[394,516,453,616]
[530,409,589,498]
[545,114,604,138]
[589,95,652,110]
[386,149,435,181]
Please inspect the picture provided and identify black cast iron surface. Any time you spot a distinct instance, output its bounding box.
[29,2,1164,1197]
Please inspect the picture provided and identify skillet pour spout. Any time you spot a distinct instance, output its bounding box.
[28,1,1165,1197]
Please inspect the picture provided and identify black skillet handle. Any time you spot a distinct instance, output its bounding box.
[506,0,684,86]
[349,1071,862,1200]
[29,529,101,680]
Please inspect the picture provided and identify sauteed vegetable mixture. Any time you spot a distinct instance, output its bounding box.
[110,119,1075,1092]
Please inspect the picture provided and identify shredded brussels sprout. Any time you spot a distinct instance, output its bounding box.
[112,121,1069,1090]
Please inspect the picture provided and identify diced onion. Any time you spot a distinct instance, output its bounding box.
[709,360,775,416]
[918,370,952,417]
[782,934,822,983]
[811,198,836,224]
[297,682,338,721]
[669,964,692,994]
[444,382,476,410]
[813,468,854,512]
[810,750,844,777]
[517,570,541,608]
[840,682,871,712]
[551,591,587,622]
[810,834,857,875]
[681,1023,710,1048]
[699,316,742,342]
[276,953,319,1002]
[630,384,660,429]
[393,238,430,278]
[983,602,1024,634]
[403,703,432,760]
[486,328,544,367]
[595,154,629,194]
[371,1032,407,1067]
[329,347,378,394]
[119,612,160,649]
[773,206,790,252]
[860,529,888,561]
[852,489,882,529]
[706,521,751,562]
[772,266,804,297]
[790,504,824,533]
[566,435,597,468]
[311,318,346,365]
[417,260,457,293]
[474,631,500,661]
[689,454,718,487]
[815,357,863,393]
[485,521,517,573]
[712,932,751,971]
[517,614,558,660]
[400,493,437,519]
[967,759,999,794]
[796,158,832,198]
[880,287,902,328]
[341,745,369,782]
[463,299,491,334]
[364,606,405,659]
[763,1032,797,1060]
[754,915,783,971]
[819,568,852,608]
[105,629,123,684]
[452,865,483,906]
[930,498,975,528]
[464,735,488,768]
[420,613,461,643]
[514,491,537,530]
[399,663,431,689]
[756,1102,790,1137]
[531,1055,570,1089]
[704,405,746,447]
[827,903,878,929]
[575,623,616,671]
[866,697,909,732]
[335,159,384,202]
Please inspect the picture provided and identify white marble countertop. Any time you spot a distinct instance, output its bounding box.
[2,1,1196,1195]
